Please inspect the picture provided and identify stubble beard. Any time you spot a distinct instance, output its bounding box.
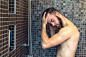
[55,16,63,30]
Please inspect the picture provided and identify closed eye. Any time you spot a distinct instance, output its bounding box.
[51,19,54,22]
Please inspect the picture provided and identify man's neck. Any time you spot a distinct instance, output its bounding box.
[61,18,68,27]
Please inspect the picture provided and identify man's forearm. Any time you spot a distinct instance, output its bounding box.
[41,24,49,44]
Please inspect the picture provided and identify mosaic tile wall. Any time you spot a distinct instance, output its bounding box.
[31,0,86,57]
[0,0,28,57]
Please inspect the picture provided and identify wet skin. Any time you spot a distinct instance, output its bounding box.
[41,12,80,57]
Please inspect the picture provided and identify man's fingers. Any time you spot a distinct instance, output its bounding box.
[46,13,49,20]
[42,12,47,24]
[56,12,67,20]
[43,12,46,19]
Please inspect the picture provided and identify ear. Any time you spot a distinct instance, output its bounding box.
[56,12,60,17]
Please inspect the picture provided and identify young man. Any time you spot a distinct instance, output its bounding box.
[41,8,80,57]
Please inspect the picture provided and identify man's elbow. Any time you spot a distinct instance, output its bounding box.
[42,46,46,49]
[42,43,47,49]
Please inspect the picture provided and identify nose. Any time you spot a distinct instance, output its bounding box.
[51,23,55,26]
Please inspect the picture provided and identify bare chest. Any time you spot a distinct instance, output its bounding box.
[57,37,79,57]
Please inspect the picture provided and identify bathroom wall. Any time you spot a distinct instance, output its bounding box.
[0,0,28,57]
[31,0,86,57]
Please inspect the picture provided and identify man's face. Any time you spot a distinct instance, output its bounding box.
[47,13,60,27]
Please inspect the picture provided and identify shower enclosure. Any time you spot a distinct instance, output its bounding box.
[30,0,86,57]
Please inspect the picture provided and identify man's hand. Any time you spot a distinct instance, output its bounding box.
[42,12,49,25]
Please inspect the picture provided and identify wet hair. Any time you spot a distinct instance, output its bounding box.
[42,7,63,33]
[42,7,59,18]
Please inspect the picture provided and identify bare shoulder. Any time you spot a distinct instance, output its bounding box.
[58,24,80,39]
[58,25,73,35]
